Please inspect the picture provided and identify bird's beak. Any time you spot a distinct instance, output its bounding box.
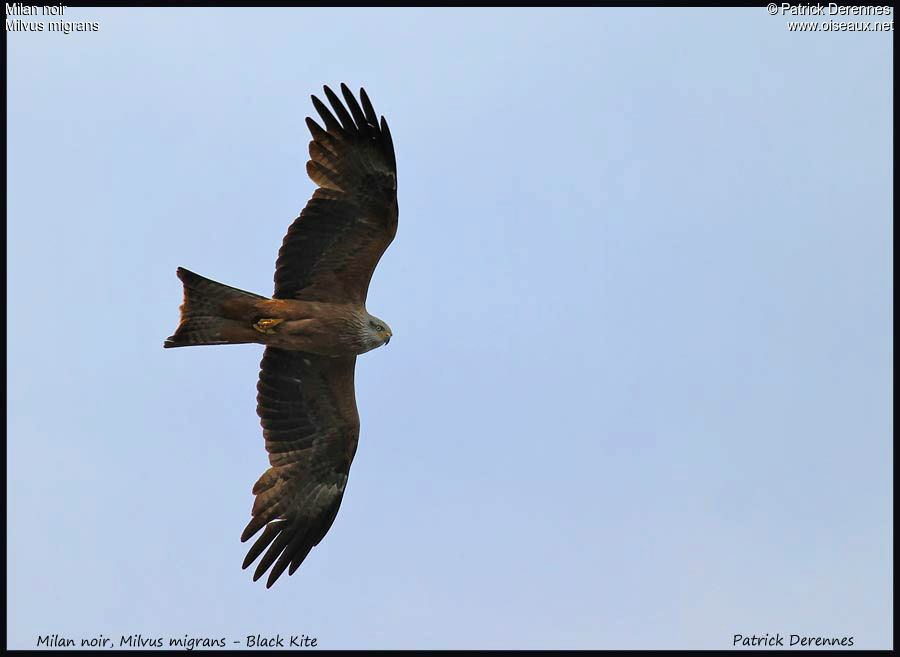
[384,334,391,345]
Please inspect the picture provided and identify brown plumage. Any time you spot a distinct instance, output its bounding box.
[164,84,397,587]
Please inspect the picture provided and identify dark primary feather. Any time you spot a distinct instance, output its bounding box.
[273,83,398,303]
[242,348,360,587]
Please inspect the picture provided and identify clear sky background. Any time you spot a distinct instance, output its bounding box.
[7,7,892,650]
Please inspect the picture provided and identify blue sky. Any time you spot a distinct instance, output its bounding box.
[7,7,892,650]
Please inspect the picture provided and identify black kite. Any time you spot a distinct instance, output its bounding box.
[164,84,397,587]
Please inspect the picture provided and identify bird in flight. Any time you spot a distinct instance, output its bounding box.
[164,84,397,588]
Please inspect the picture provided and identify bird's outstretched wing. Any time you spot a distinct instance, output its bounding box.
[242,347,360,587]
[274,83,398,304]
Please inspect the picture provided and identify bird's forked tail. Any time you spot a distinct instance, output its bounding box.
[164,267,266,348]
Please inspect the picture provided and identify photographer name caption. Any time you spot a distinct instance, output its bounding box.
[6,4,99,34]
[733,633,854,648]
[766,4,893,32]
[37,633,319,649]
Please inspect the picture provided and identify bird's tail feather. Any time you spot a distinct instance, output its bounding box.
[164,267,265,348]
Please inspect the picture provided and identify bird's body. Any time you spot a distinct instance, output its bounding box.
[164,83,397,587]
[168,280,391,356]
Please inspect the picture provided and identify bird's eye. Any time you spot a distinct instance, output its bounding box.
[376,325,384,332]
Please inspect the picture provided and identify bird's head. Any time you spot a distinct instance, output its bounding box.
[364,314,392,350]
